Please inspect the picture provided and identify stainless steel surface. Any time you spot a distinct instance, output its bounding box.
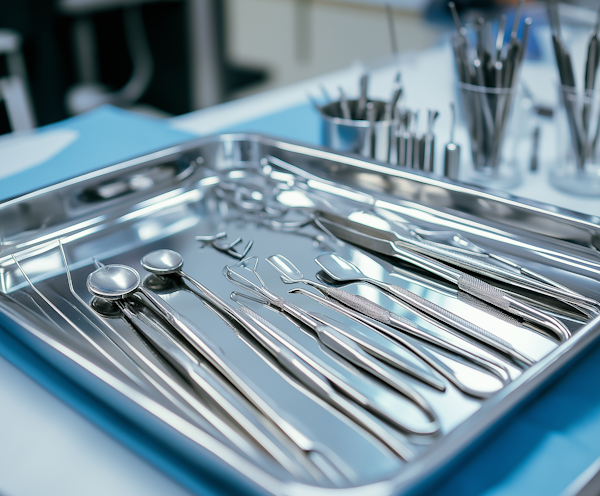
[233,305,425,457]
[320,73,411,166]
[138,248,335,481]
[90,259,353,484]
[141,247,422,469]
[320,99,385,157]
[373,207,593,312]
[311,312,442,415]
[374,114,391,163]
[117,299,312,481]
[1,133,600,495]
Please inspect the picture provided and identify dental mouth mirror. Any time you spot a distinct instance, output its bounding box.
[87,264,142,300]
[141,249,240,317]
[141,249,185,276]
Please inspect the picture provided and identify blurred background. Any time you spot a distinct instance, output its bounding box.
[0,0,596,136]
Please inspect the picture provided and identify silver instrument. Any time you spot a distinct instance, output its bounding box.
[369,209,599,320]
[11,253,303,489]
[117,299,313,479]
[410,111,421,169]
[315,73,439,170]
[288,287,508,399]
[224,257,441,439]
[389,107,400,166]
[86,257,312,480]
[444,102,461,180]
[266,254,444,390]
[236,307,416,460]
[314,251,534,365]
[398,110,412,167]
[315,212,573,342]
[265,156,599,319]
[356,73,369,120]
[311,252,531,371]
[264,254,509,398]
[320,210,596,314]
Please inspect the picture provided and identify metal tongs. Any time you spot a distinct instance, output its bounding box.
[315,211,574,341]
[223,257,440,443]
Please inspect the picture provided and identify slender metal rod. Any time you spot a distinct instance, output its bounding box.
[386,3,399,55]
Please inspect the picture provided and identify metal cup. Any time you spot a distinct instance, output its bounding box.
[321,100,390,160]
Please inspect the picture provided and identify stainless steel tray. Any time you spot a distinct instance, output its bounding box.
[1,133,599,495]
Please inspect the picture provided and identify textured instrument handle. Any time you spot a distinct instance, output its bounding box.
[386,282,515,350]
[321,286,394,326]
[305,292,512,396]
[457,291,522,327]
[407,237,522,280]
[321,285,526,373]
[458,273,570,343]
[457,274,511,311]
[323,283,518,359]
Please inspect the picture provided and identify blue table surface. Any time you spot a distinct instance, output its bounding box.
[1,104,599,496]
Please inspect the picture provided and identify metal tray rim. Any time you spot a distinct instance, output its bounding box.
[2,131,600,238]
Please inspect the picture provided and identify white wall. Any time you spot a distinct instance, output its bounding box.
[225,0,442,99]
